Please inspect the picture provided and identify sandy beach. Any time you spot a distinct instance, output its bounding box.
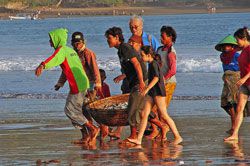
[1,98,250,165]
[1,11,250,165]
[1,6,250,19]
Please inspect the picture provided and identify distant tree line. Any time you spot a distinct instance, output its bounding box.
[0,0,249,8]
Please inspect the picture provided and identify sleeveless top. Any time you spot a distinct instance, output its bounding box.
[157,46,177,83]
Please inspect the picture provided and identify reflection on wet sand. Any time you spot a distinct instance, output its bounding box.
[223,139,250,166]
[1,116,250,165]
[76,137,183,165]
[226,140,244,158]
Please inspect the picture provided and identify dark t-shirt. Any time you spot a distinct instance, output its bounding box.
[148,60,166,97]
[117,43,147,89]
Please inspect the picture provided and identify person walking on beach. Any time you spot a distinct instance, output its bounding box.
[129,15,160,52]
[224,27,250,141]
[71,32,109,140]
[127,46,183,145]
[96,69,115,140]
[109,35,146,140]
[55,31,106,142]
[147,26,178,139]
[105,27,147,142]
[215,35,240,134]
[35,28,99,145]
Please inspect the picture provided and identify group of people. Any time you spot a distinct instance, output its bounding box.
[35,14,183,146]
[35,16,250,147]
[104,20,183,145]
[216,27,250,141]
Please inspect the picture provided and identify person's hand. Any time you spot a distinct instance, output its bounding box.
[113,74,125,83]
[54,84,61,91]
[236,78,247,88]
[95,85,104,98]
[35,64,44,77]
[138,81,145,93]
[141,88,148,96]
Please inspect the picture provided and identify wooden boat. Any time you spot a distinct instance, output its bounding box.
[85,94,129,126]
[9,14,31,20]
[9,13,39,20]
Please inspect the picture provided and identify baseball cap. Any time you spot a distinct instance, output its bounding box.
[71,31,84,43]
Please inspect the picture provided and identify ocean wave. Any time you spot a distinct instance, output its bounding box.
[178,57,222,73]
[0,93,67,99]
[0,92,219,100]
[0,56,222,73]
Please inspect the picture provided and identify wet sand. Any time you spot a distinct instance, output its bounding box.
[1,99,250,165]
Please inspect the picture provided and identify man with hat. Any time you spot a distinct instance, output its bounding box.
[70,32,102,97]
[55,31,108,141]
[215,34,241,134]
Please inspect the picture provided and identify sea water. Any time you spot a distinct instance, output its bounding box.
[1,13,250,165]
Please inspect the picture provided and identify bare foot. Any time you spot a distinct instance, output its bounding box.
[108,132,121,140]
[129,144,143,149]
[161,125,170,141]
[224,135,238,142]
[145,130,159,140]
[100,125,109,139]
[88,140,97,150]
[172,137,183,145]
[226,129,233,134]
[118,138,137,145]
[127,138,142,145]
[71,137,89,145]
[89,128,100,144]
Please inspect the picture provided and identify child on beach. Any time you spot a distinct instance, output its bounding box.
[224,27,250,141]
[127,46,182,145]
[35,28,99,145]
[147,26,178,139]
[97,69,111,98]
[96,69,111,139]
[215,35,240,134]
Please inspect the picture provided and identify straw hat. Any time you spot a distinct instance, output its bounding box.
[215,35,238,51]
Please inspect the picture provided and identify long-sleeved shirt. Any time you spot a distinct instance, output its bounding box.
[42,46,89,94]
[56,47,101,89]
[78,47,101,87]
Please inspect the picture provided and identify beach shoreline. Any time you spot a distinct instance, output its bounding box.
[1,98,250,165]
[1,6,250,20]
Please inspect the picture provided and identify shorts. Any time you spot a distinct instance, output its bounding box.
[239,85,250,117]
[221,71,240,107]
[64,91,88,129]
[127,86,146,127]
[239,84,250,95]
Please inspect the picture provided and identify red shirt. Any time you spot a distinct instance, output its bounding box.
[238,45,250,85]
[97,82,111,99]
